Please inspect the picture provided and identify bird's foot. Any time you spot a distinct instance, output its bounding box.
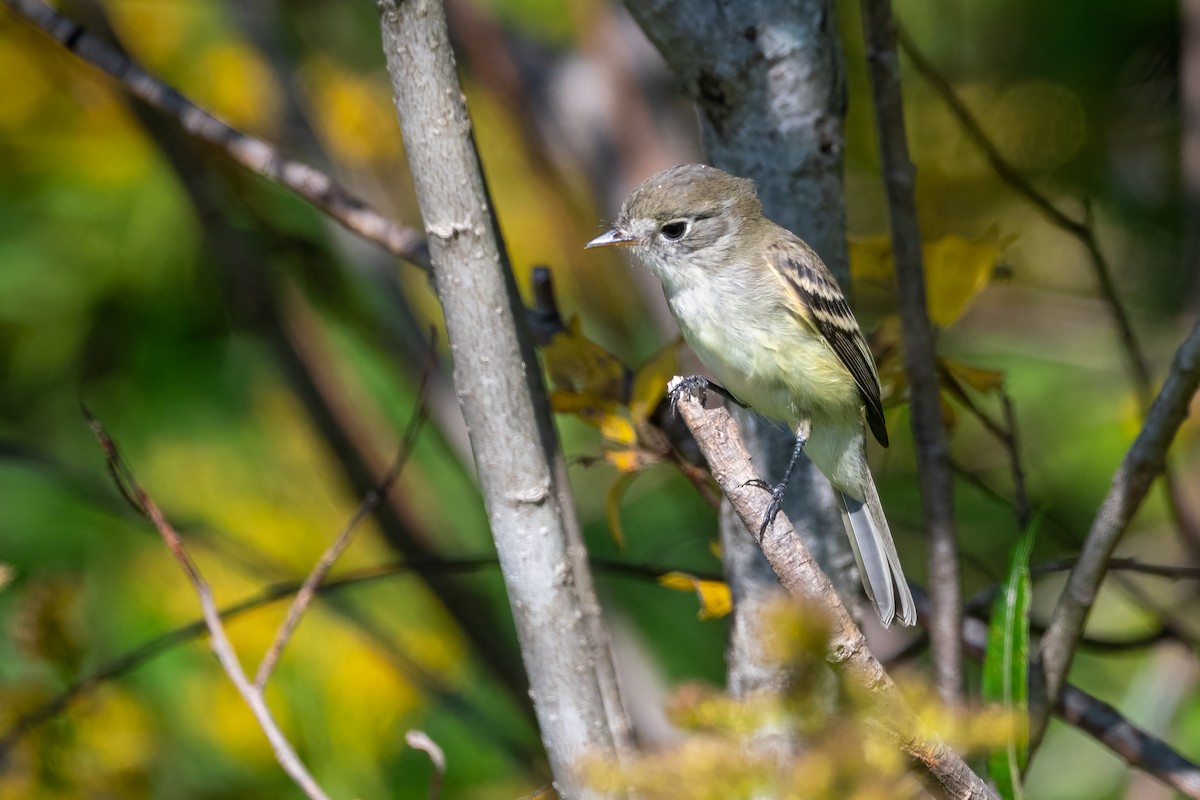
[669,375,712,416]
[743,478,789,542]
[668,375,745,416]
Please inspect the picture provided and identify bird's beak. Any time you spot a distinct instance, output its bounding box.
[585,228,637,249]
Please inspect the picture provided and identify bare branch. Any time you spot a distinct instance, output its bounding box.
[672,388,996,799]
[1039,318,1200,721]
[375,0,632,795]
[860,0,962,702]
[254,338,436,689]
[405,730,447,800]
[84,410,333,800]
[3,0,429,269]
[938,369,1031,532]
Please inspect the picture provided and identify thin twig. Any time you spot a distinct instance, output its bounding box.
[3,0,430,270]
[83,409,333,800]
[672,388,996,799]
[1035,557,1200,582]
[939,369,1032,531]
[254,336,436,689]
[861,0,962,703]
[405,730,447,800]
[895,23,1149,392]
[0,554,717,759]
[1039,318,1200,728]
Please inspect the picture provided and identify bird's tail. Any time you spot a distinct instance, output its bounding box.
[836,477,916,628]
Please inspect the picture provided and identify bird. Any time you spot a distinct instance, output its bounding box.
[586,163,915,627]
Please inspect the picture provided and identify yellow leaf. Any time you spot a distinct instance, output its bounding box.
[943,358,1005,395]
[301,57,403,166]
[658,572,732,620]
[849,229,1013,329]
[924,227,1014,328]
[629,339,679,423]
[605,471,640,549]
[189,42,280,135]
[0,39,48,130]
[542,316,626,404]
[604,448,655,473]
[597,412,637,446]
[549,390,618,418]
[940,393,957,429]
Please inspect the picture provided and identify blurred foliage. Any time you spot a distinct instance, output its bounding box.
[0,0,1197,798]
[585,600,1018,799]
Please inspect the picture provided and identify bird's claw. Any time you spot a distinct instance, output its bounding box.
[755,481,789,542]
[668,375,712,416]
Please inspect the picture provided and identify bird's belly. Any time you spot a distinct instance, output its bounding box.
[671,295,860,427]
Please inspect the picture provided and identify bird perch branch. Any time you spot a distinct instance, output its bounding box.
[672,385,996,800]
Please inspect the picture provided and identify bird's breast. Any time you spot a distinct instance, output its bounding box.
[665,277,861,427]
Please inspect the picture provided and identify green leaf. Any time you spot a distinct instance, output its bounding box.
[982,520,1038,799]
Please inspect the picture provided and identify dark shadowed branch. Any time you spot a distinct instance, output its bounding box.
[254,337,436,689]
[860,0,962,702]
[673,387,996,799]
[3,0,430,269]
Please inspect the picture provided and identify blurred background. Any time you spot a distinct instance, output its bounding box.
[0,0,1197,797]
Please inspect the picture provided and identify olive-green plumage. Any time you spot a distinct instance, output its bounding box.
[587,163,915,627]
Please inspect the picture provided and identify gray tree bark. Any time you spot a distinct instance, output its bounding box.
[376,2,631,796]
[625,0,858,697]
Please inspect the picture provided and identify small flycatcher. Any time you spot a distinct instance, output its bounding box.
[587,163,915,627]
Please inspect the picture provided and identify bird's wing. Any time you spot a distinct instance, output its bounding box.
[766,236,889,448]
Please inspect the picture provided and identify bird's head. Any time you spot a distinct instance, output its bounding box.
[586,164,763,285]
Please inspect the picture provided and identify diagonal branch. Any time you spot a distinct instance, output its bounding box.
[3,0,429,269]
[861,0,962,702]
[1039,318,1200,727]
[254,337,436,689]
[84,409,333,800]
[672,387,996,799]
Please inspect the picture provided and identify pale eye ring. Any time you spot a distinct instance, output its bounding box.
[660,220,688,240]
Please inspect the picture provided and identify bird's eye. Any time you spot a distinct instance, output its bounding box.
[660,221,688,241]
